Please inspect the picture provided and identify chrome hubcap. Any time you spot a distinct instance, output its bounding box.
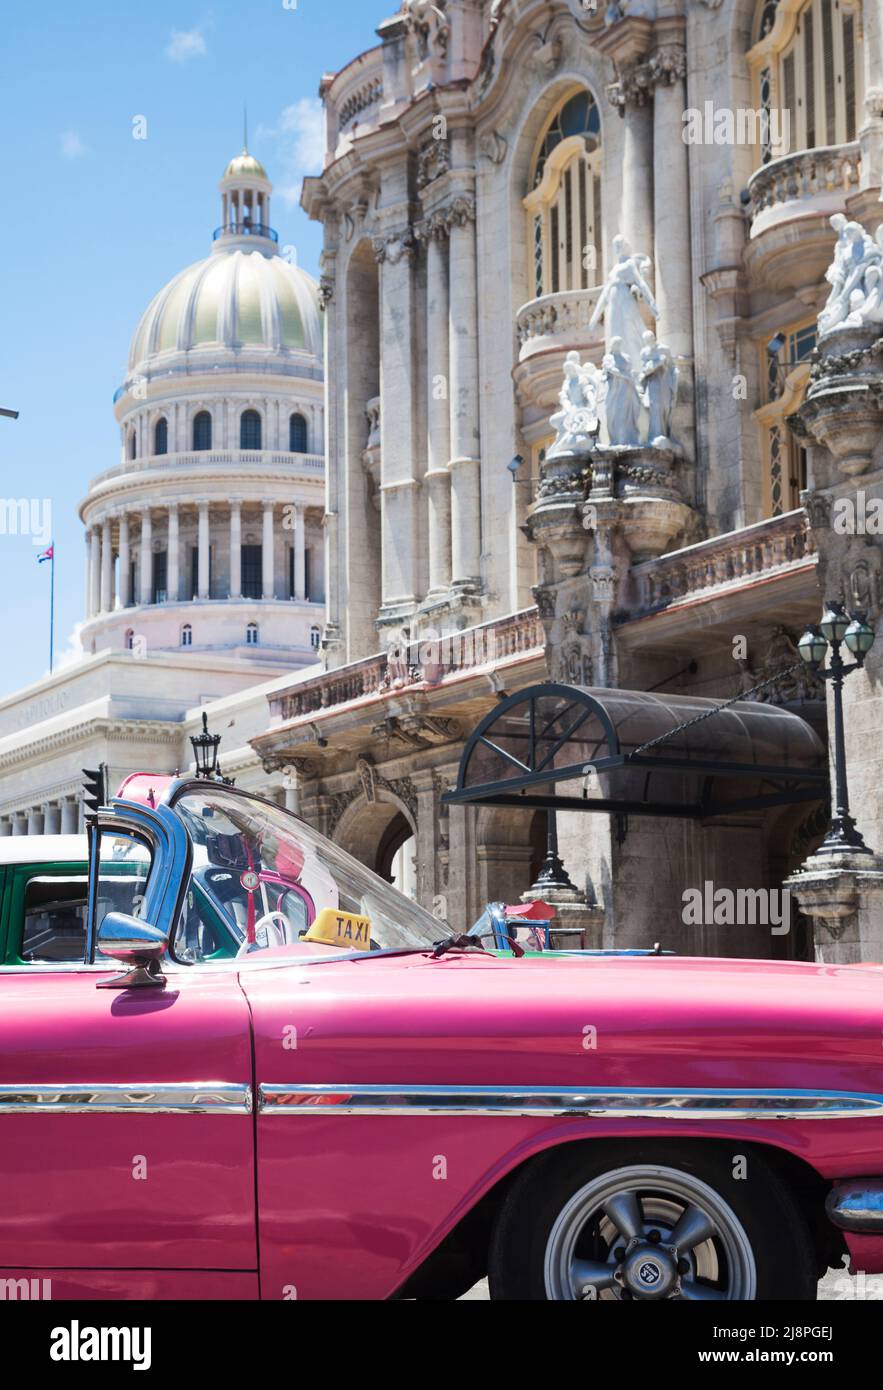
[543,1165,757,1301]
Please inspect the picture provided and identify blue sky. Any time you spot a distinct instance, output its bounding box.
[0,0,381,696]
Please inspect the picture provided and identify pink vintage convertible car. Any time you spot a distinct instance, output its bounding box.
[1,775,883,1302]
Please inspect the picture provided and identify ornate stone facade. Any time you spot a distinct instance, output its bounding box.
[281,0,883,956]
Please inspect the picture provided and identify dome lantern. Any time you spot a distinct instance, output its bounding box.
[214,128,277,255]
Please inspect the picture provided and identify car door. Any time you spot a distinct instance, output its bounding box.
[0,824,258,1298]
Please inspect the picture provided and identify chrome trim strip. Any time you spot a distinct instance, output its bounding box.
[258,1084,883,1120]
[826,1180,883,1233]
[0,1083,252,1115]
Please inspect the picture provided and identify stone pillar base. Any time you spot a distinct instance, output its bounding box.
[786,851,883,963]
[521,885,606,950]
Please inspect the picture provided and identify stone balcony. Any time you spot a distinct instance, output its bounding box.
[743,143,862,292]
[514,288,604,421]
[616,508,820,651]
[324,47,385,160]
[515,288,603,364]
[253,608,546,762]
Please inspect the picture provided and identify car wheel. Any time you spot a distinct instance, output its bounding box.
[488,1141,817,1301]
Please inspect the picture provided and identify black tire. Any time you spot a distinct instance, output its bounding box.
[488,1140,818,1301]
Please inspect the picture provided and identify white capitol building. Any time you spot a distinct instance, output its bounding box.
[0,148,327,833]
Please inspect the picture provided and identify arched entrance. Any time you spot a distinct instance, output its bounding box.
[334,793,418,899]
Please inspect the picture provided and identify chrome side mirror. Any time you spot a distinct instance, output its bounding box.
[96,912,168,990]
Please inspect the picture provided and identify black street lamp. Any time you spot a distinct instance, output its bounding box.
[190,712,222,780]
[798,600,876,857]
[530,805,578,893]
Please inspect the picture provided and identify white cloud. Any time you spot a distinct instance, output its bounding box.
[258,99,325,207]
[60,130,89,160]
[166,27,208,62]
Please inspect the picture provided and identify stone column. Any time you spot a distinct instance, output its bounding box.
[447,200,481,588]
[294,505,306,601]
[89,527,100,618]
[619,93,654,268]
[27,808,44,835]
[139,509,153,606]
[0,818,11,837]
[597,12,656,273]
[118,514,131,608]
[43,802,61,835]
[229,502,242,599]
[100,518,112,613]
[376,228,421,618]
[859,0,883,191]
[650,40,692,360]
[11,813,27,836]
[167,504,179,602]
[424,224,453,595]
[61,798,80,834]
[198,503,210,599]
[262,502,275,599]
[84,529,93,618]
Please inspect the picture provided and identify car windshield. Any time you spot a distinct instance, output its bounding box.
[171,788,444,960]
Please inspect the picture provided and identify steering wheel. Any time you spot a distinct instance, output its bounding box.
[235,911,291,957]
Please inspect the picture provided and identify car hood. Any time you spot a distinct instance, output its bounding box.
[239,949,883,1093]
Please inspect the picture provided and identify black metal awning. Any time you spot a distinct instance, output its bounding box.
[442,683,827,819]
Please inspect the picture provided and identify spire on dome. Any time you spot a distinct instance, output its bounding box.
[214,128,277,254]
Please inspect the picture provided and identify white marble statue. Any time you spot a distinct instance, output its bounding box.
[846,262,883,326]
[602,337,642,448]
[818,214,883,335]
[548,350,603,457]
[639,330,679,448]
[590,234,660,367]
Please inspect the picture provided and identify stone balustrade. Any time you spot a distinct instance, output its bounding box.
[327,48,385,154]
[631,509,816,615]
[270,608,545,724]
[515,288,603,362]
[746,143,861,233]
[90,449,325,488]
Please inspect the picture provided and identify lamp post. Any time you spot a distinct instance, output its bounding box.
[530,803,578,894]
[190,712,222,780]
[798,601,876,857]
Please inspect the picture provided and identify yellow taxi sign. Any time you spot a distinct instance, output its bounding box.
[303,908,372,951]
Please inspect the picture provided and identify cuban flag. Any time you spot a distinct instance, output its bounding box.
[37,544,54,564]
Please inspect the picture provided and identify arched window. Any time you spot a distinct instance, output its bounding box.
[128,430,137,460]
[192,411,212,451]
[524,90,602,300]
[289,412,308,453]
[181,624,192,647]
[751,0,863,159]
[154,417,168,456]
[246,621,259,646]
[240,409,262,450]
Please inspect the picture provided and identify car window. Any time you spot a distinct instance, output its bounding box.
[90,831,153,959]
[21,875,89,963]
[172,789,443,959]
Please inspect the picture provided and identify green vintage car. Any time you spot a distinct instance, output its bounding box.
[0,835,246,966]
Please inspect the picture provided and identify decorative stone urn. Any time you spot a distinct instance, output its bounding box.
[799,326,883,477]
[583,445,693,563]
[524,448,591,583]
[786,851,883,964]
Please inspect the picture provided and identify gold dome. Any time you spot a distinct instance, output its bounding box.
[223,149,268,181]
[128,250,322,371]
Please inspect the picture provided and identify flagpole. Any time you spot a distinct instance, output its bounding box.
[49,543,55,674]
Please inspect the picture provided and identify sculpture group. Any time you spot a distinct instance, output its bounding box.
[819,213,883,335]
[548,234,679,457]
